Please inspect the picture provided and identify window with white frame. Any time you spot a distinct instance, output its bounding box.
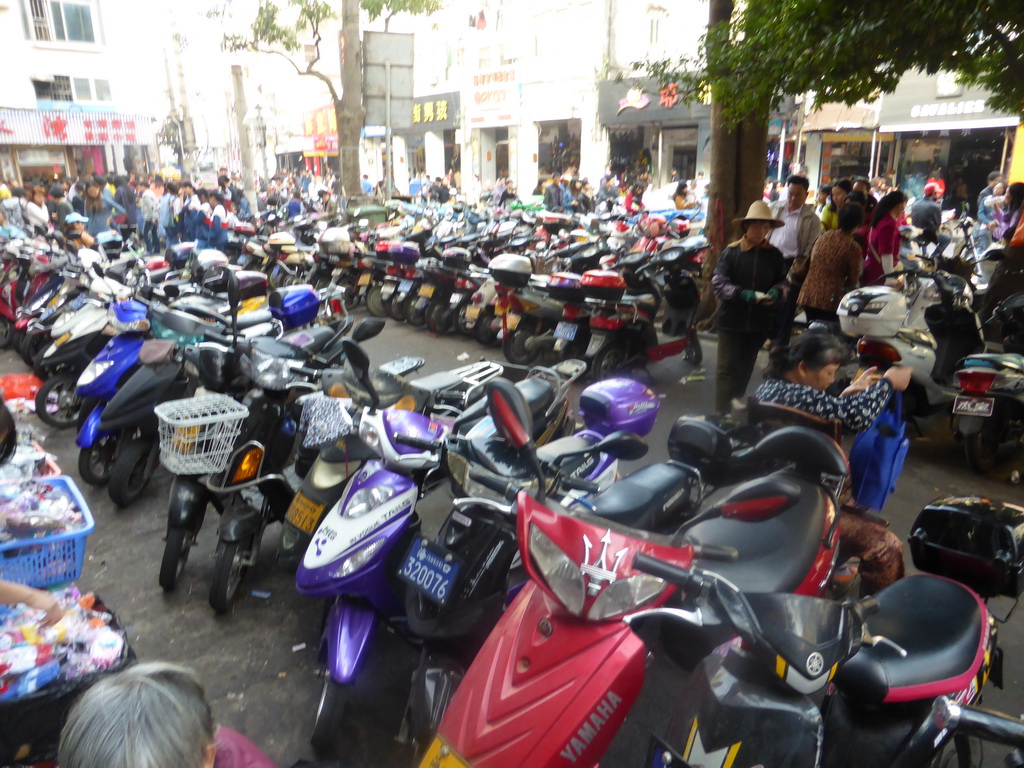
[24,0,98,43]
[72,77,112,101]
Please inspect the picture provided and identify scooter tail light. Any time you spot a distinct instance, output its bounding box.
[857,339,902,363]
[720,495,789,522]
[563,305,581,320]
[956,370,997,395]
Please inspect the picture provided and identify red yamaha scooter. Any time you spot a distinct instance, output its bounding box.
[419,381,850,768]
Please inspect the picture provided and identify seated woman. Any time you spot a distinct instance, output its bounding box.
[59,662,275,768]
[753,331,912,593]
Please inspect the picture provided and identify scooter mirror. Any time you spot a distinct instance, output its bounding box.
[226,268,241,310]
[92,262,105,278]
[352,317,385,343]
[485,379,533,451]
[589,430,648,462]
[339,338,376,407]
[984,248,1005,262]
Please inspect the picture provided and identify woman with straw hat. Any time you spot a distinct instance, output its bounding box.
[710,200,790,414]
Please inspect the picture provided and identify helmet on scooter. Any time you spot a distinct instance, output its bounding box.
[837,286,907,337]
[667,217,691,238]
[638,214,668,238]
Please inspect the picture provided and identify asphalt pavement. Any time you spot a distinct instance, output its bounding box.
[7,313,1024,768]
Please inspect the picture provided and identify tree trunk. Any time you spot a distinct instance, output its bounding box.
[694,0,769,327]
[338,0,363,200]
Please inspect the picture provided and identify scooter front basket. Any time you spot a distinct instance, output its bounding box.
[154,394,250,476]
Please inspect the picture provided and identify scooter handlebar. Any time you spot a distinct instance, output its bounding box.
[395,433,444,452]
[468,468,519,500]
[633,552,705,591]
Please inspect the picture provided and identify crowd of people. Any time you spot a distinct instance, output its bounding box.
[713,168,1023,419]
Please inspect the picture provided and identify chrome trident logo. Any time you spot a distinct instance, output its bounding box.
[580,531,628,596]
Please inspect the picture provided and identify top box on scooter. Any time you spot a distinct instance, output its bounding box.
[581,270,627,302]
[270,285,319,329]
[837,286,907,337]
[385,241,421,266]
[909,496,1024,599]
[539,212,573,236]
[579,378,660,437]
[319,227,353,256]
[491,254,533,288]
[545,272,585,303]
[441,248,472,270]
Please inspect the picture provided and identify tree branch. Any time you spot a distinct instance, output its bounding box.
[253,45,340,103]
[985,24,1024,90]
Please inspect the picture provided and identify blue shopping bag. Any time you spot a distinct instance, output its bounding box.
[849,390,910,511]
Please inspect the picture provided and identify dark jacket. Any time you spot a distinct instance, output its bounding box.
[543,183,562,212]
[711,239,789,333]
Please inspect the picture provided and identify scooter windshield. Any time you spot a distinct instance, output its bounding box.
[743,592,856,681]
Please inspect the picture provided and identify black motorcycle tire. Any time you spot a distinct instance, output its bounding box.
[0,316,12,349]
[20,333,48,367]
[454,303,476,337]
[591,341,629,380]
[12,330,25,362]
[426,300,452,335]
[159,526,192,592]
[77,434,118,486]
[389,293,408,321]
[965,420,1000,473]
[342,281,361,310]
[209,538,248,614]
[405,294,428,327]
[683,328,703,365]
[502,323,541,366]
[365,285,388,317]
[310,676,348,756]
[108,438,156,508]
[473,308,498,346]
[35,373,81,429]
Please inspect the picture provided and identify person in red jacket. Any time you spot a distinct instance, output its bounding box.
[59,662,276,768]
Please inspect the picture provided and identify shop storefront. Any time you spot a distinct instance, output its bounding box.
[537,119,581,178]
[598,80,712,185]
[0,108,157,183]
[465,67,519,188]
[878,72,1019,210]
[397,91,460,184]
[302,106,339,177]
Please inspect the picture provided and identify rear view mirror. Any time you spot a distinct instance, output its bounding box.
[485,379,533,451]
[352,317,385,343]
[340,338,377,407]
[92,262,105,278]
[984,248,1005,262]
[226,269,241,334]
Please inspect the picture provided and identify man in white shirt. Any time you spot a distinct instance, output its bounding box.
[769,175,822,344]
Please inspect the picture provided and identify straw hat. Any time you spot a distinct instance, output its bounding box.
[734,200,783,228]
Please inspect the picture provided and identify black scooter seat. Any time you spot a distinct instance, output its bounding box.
[590,462,695,532]
[684,479,827,594]
[409,370,464,397]
[281,325,337,354]
[453,376,557,440]
[833,575,987,704]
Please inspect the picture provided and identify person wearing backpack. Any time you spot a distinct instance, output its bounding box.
[753,331,911,592]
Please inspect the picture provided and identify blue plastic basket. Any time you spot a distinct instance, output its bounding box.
[0,477,94,588]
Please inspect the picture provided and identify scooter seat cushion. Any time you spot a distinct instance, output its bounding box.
[281,325,335,354]
[409,370,464,398]
[516,376,556,419]
[833,575,987,704]
[237,308,274,329]
[590,462,696,532]
[683,482,828,594]
[962,353,1023,373]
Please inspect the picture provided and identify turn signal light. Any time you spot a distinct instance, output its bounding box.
[956,370,997,396]
[857,339,902,363]
[232,447,264,484]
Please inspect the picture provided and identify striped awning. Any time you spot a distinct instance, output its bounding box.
[0,108,158,146]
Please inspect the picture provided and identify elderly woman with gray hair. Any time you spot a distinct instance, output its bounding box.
[59,662,275,768]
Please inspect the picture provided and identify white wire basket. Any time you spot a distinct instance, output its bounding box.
[155,394,250,476]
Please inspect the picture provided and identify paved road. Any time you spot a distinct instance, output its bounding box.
[9,314,1024,768]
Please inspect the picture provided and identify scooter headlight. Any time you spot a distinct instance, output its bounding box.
[528,524,586,616]
[331,537,386,578]
[359,420,381,451]
[587,573,667,621]
[345,485,396,518]
[78,359,116,387]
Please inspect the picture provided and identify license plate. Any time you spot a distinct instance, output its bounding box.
[419,737,472,768]
[70,294,86,311]
[398,279,414,293]
[466,305,481,320]
[505,313,520,332]
[237,255,248,267]
[449,292,462,306]
[399,538,460,606]
[555,321,577,341]
[645,736,688,768]
[419,284,435,298]
[40,306,55,321]
[586,333,606,357]
[953,396,995,417]
[357,272,371,286]
[285,492,326,534]
[54,331,71,347]
[494,303,508,316]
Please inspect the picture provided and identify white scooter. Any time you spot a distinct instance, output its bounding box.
[838,270,985,419]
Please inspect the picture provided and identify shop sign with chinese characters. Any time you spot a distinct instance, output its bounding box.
[466,68,518,127]
[303,106,339,157]
[408,92,460,132]
[0,109,157,146]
